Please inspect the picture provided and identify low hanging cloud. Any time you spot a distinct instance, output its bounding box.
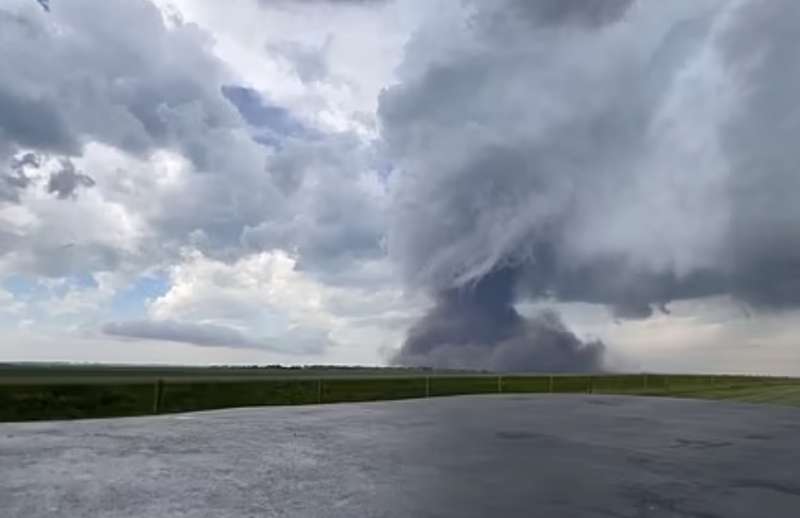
[102,319,326,354]
[103,319,260,349]
[385,0,800,371]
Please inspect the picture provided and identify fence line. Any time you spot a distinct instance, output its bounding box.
[146,373,668,413]
[5,372,794,422]
[152,378,164,414]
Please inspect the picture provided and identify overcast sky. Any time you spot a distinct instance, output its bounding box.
[1,0,799,375]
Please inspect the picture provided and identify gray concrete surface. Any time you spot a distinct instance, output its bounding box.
[1,394,799,517]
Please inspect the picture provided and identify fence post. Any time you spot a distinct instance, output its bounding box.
[548,375,554,393]
[425,376,430,398]
[497,375,503,394]
[588,376,593,395]
[152,378,163,414]
[643,373,648,390]
[317,379,323,404]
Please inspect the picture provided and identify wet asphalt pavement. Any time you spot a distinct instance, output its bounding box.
[1,394,799,517]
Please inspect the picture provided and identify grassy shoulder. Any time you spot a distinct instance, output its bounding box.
[1,368,798,422]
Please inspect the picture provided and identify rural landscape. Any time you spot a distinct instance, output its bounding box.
[2,363,800,421]
[3,0,800,516]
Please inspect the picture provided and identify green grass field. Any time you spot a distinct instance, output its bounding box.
[1,364,799,422]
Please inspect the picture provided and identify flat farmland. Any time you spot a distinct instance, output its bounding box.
[1,364,798,422]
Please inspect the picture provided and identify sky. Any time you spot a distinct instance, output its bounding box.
[1,0,799,375]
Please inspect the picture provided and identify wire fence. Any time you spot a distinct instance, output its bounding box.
[2,373,795,422]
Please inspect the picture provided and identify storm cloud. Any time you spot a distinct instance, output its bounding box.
[386,0,800,371]
[499,0,634,28]
[3,0,800,370]
[395,268,604,371]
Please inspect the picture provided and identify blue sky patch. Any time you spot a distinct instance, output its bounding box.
[110,273,169,318]
[221,85,308,141]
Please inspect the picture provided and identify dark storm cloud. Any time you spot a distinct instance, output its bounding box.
[504,0,634,28]
[717,0,800,309]
[47,159,95,199]
[517,246,726,320]
[0,89,79,155]
[385,0,800,371]
[393,269,603,371]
